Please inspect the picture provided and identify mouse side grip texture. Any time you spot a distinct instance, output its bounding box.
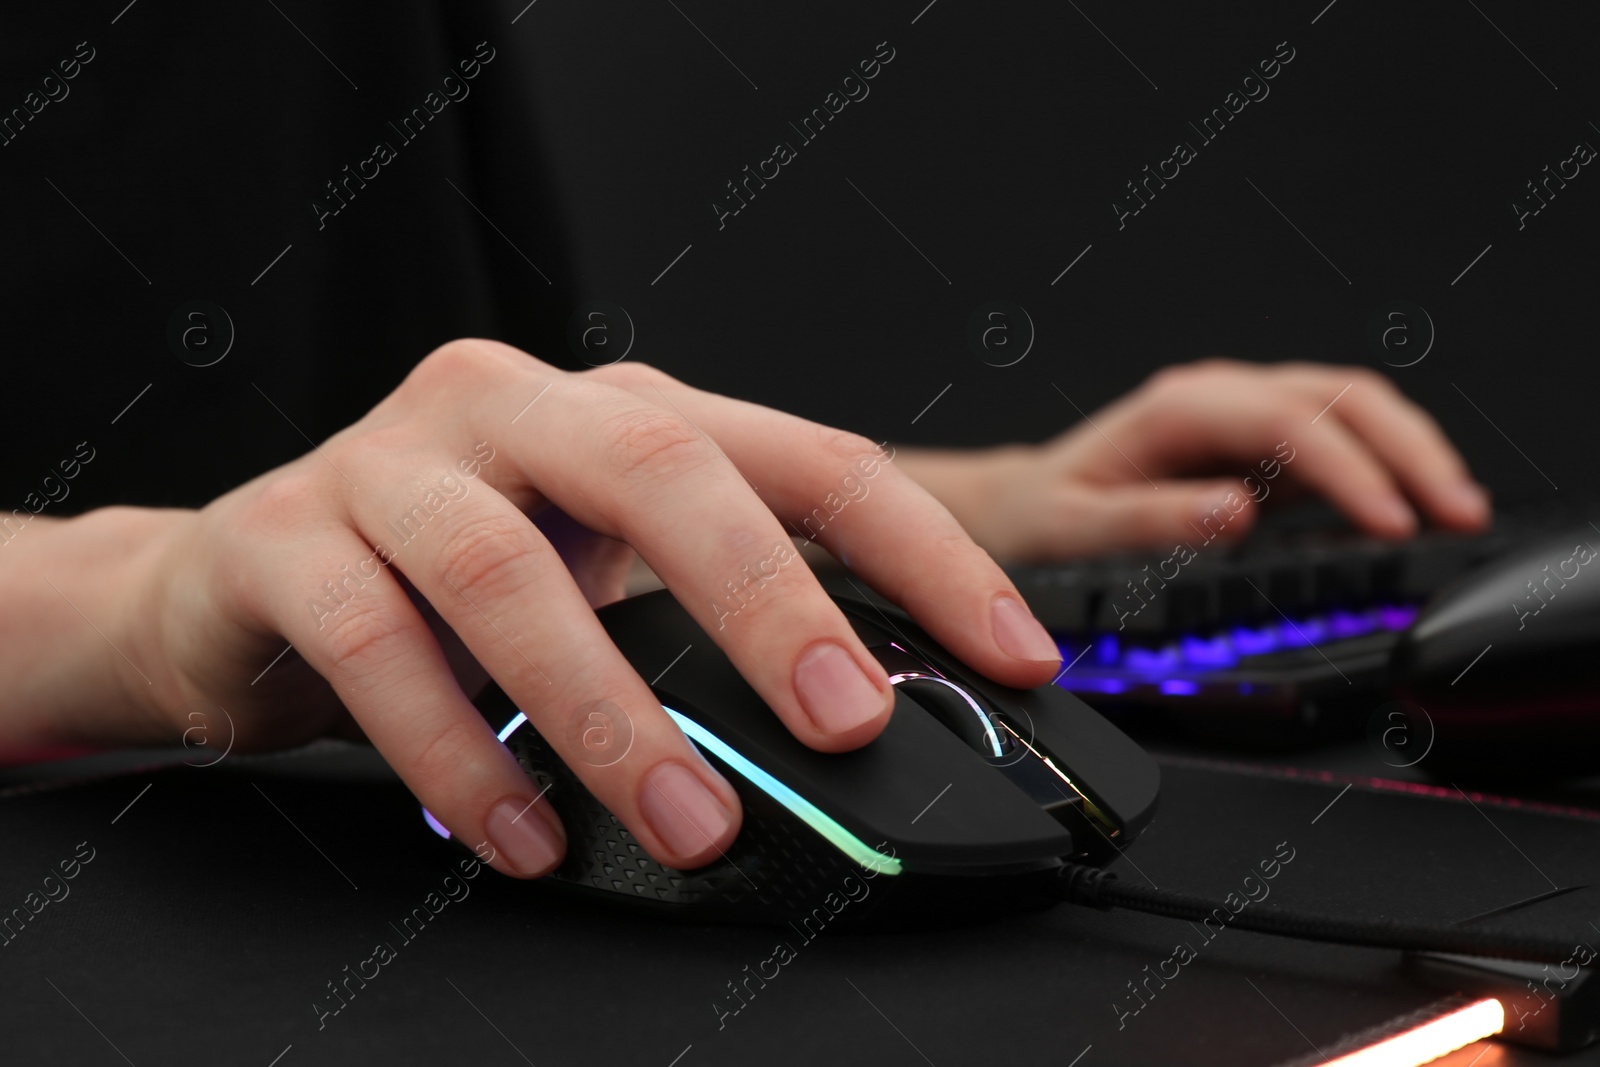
[502,707,877,922]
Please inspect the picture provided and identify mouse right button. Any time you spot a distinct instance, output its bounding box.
[1010,683,1161,841]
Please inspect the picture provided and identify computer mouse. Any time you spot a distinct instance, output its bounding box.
[446,588,1160,928]
[1389,526,1600,780]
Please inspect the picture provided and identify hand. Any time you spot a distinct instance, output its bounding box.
[896,360,1492,561]
[70,341,1062,878]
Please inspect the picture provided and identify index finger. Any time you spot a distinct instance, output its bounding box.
[1287,367,1490,531]
[593,366,1066,692]
[437,343,899,754]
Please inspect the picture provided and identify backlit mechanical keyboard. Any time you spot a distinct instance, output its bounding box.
[1001,502,1568,741]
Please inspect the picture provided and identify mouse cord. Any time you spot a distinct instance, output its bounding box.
[1055,863,1582,965]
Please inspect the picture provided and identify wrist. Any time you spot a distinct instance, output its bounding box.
[1,507,192,750]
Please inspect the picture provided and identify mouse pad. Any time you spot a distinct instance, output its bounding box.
[2,741,1595,1067]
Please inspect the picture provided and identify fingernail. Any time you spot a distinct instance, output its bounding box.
[991,595,1061,665]
[485,796,566,876]
[640,762,734,858]
[793,641,891,734]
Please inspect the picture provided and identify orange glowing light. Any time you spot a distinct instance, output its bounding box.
[1321,998,1504,1067]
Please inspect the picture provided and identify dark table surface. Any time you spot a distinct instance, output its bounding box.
[4,727,1597,1067]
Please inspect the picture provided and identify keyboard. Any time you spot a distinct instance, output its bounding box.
[999,502,1577,743]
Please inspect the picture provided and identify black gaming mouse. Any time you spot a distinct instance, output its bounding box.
[1390,526,1600,780]
[462,589,1160,927]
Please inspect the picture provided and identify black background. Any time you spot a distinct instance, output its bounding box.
[1,0,1595,515]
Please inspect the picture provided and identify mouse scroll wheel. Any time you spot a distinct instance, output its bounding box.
[891,674,1011,758]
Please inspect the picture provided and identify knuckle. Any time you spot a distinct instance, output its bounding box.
[1157,357,1230,383]
[340,424,418,468]
[436,515,544,603]
[602,406,713,482]
[1146,362,1198,395]
[422,338,502,378]
[1147,362,1187,386]
[413,338,548,392]
[589,360,673,391]
[1349,366,1393,392]
[237,470,322,536]
[813,426,880,468]
[406,717,483,794]
[317,596,417,677]
[925,529,978,564]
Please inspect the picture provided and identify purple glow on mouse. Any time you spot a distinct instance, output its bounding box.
[423,807,451,840]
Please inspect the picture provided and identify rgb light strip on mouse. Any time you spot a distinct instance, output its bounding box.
[658,706,901,876]
[422,708,902,878]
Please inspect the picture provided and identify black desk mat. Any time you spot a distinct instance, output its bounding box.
[3,742,1595,1066]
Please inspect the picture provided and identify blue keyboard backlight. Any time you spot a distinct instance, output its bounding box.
[1053,604,1418,696]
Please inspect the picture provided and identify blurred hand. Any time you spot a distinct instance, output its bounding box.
[897,360,1491,562]
[29,341,1063,879]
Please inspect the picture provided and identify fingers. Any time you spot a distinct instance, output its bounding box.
[338,459,743,871]
[595,367,1064,692]
[1284,369,1490,531]
[570,415,891,750]
[405,346,898,757]
[1283,411,1419,538]
[1092,360,1488,539]
[1106,369,1412,538]
[262,525,569,880]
